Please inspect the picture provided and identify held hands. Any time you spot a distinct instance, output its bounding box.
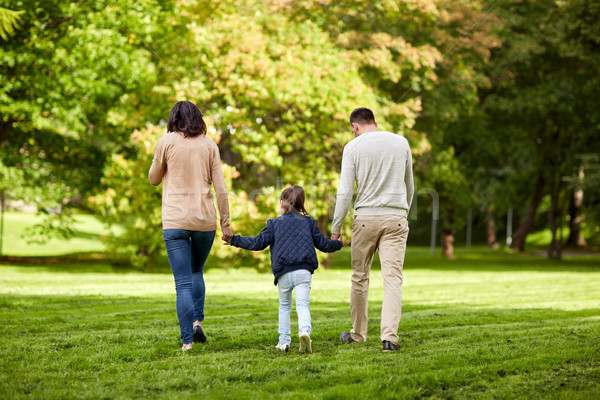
[222,227,233,245]
[331,233,343,246]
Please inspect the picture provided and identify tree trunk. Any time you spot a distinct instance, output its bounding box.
[566,166,586,248]
[511,172,545,251]
[441,229,455,258]
[0,119,10,144]
[547,172,562,260]
[441,208,456,258]
[486,207,497,248]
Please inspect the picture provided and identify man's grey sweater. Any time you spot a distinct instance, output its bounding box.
[331,130,414,234]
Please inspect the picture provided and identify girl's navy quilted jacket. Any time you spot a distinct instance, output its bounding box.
[230,211,343,285]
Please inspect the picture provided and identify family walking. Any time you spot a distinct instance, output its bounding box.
[149,101,413,353]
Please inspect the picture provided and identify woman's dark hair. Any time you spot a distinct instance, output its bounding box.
[349,107,376,125]
[167,101,207,138]
[280,185,309,216]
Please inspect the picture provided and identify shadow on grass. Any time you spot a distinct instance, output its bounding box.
[2,246,599,275]
[4,292,597,354]
[328,247,600,273]
[406,254,600,273]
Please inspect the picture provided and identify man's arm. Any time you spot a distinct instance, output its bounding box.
[405,145,414,210]
[331,146,355,235]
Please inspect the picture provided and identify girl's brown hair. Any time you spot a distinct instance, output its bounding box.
[280,185,309,216]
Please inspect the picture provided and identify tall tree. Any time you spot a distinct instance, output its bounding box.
[413,0,499,257]
[283,0,499,257]
[0,0,171,238]
[94,0,382,267]
[483,0,600,258]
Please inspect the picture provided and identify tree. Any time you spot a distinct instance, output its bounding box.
[282,0,501,257]
[411,0,499,257]
[0,6,23,40]
[482,0,600,258]
[94,0,382,267]
[0,0,171,239]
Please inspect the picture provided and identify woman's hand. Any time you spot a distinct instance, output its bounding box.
[222,227,233,244]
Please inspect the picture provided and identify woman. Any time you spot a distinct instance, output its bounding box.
[149,101,233,351]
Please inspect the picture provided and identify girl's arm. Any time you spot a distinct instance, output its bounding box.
[310,218,343,253]
[230,220,274,251]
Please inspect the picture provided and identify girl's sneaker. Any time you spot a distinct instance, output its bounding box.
[299,331,312,354]
[275,342,290,352]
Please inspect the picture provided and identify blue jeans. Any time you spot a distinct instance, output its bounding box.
[163,229,215,344]
[277,269,312,345]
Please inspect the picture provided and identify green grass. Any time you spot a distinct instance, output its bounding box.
[1,211,123,256]
[525,228,570,248]
[1,248,599,399]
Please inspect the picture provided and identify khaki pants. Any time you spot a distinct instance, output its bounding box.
[349,215,409,344]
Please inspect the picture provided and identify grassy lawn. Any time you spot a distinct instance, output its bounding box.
[1,247,599,399]
[1,211,123,257]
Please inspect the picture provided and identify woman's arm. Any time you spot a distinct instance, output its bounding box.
[148,138,167,186]
[210,142,232,240]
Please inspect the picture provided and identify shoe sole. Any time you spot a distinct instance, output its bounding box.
[299,334,312,354]
[193,326,206,343]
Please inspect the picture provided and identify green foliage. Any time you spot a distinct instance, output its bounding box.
[91,126,164,268]
[478,0,600,254]
[0,0,170,236]
[1,251,600,398]
[4,0,600,263]
[0,6,23,40]
[96,0,436,268]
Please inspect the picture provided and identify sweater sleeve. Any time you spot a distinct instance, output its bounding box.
[331,144,355,234]
[148,138,167,186]
[405,145,414,210]
[230,220,274,251]
[311,218,343,253]
[210,142,231,230]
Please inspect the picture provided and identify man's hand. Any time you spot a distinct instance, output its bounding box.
[332,233,343,245]
[222,227,233,244]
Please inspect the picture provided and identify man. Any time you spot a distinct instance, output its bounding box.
[331,107,413,352]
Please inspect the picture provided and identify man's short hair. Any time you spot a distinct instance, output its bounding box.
[350,108,376,125]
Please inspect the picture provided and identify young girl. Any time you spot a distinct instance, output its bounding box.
[226,185,343,353]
